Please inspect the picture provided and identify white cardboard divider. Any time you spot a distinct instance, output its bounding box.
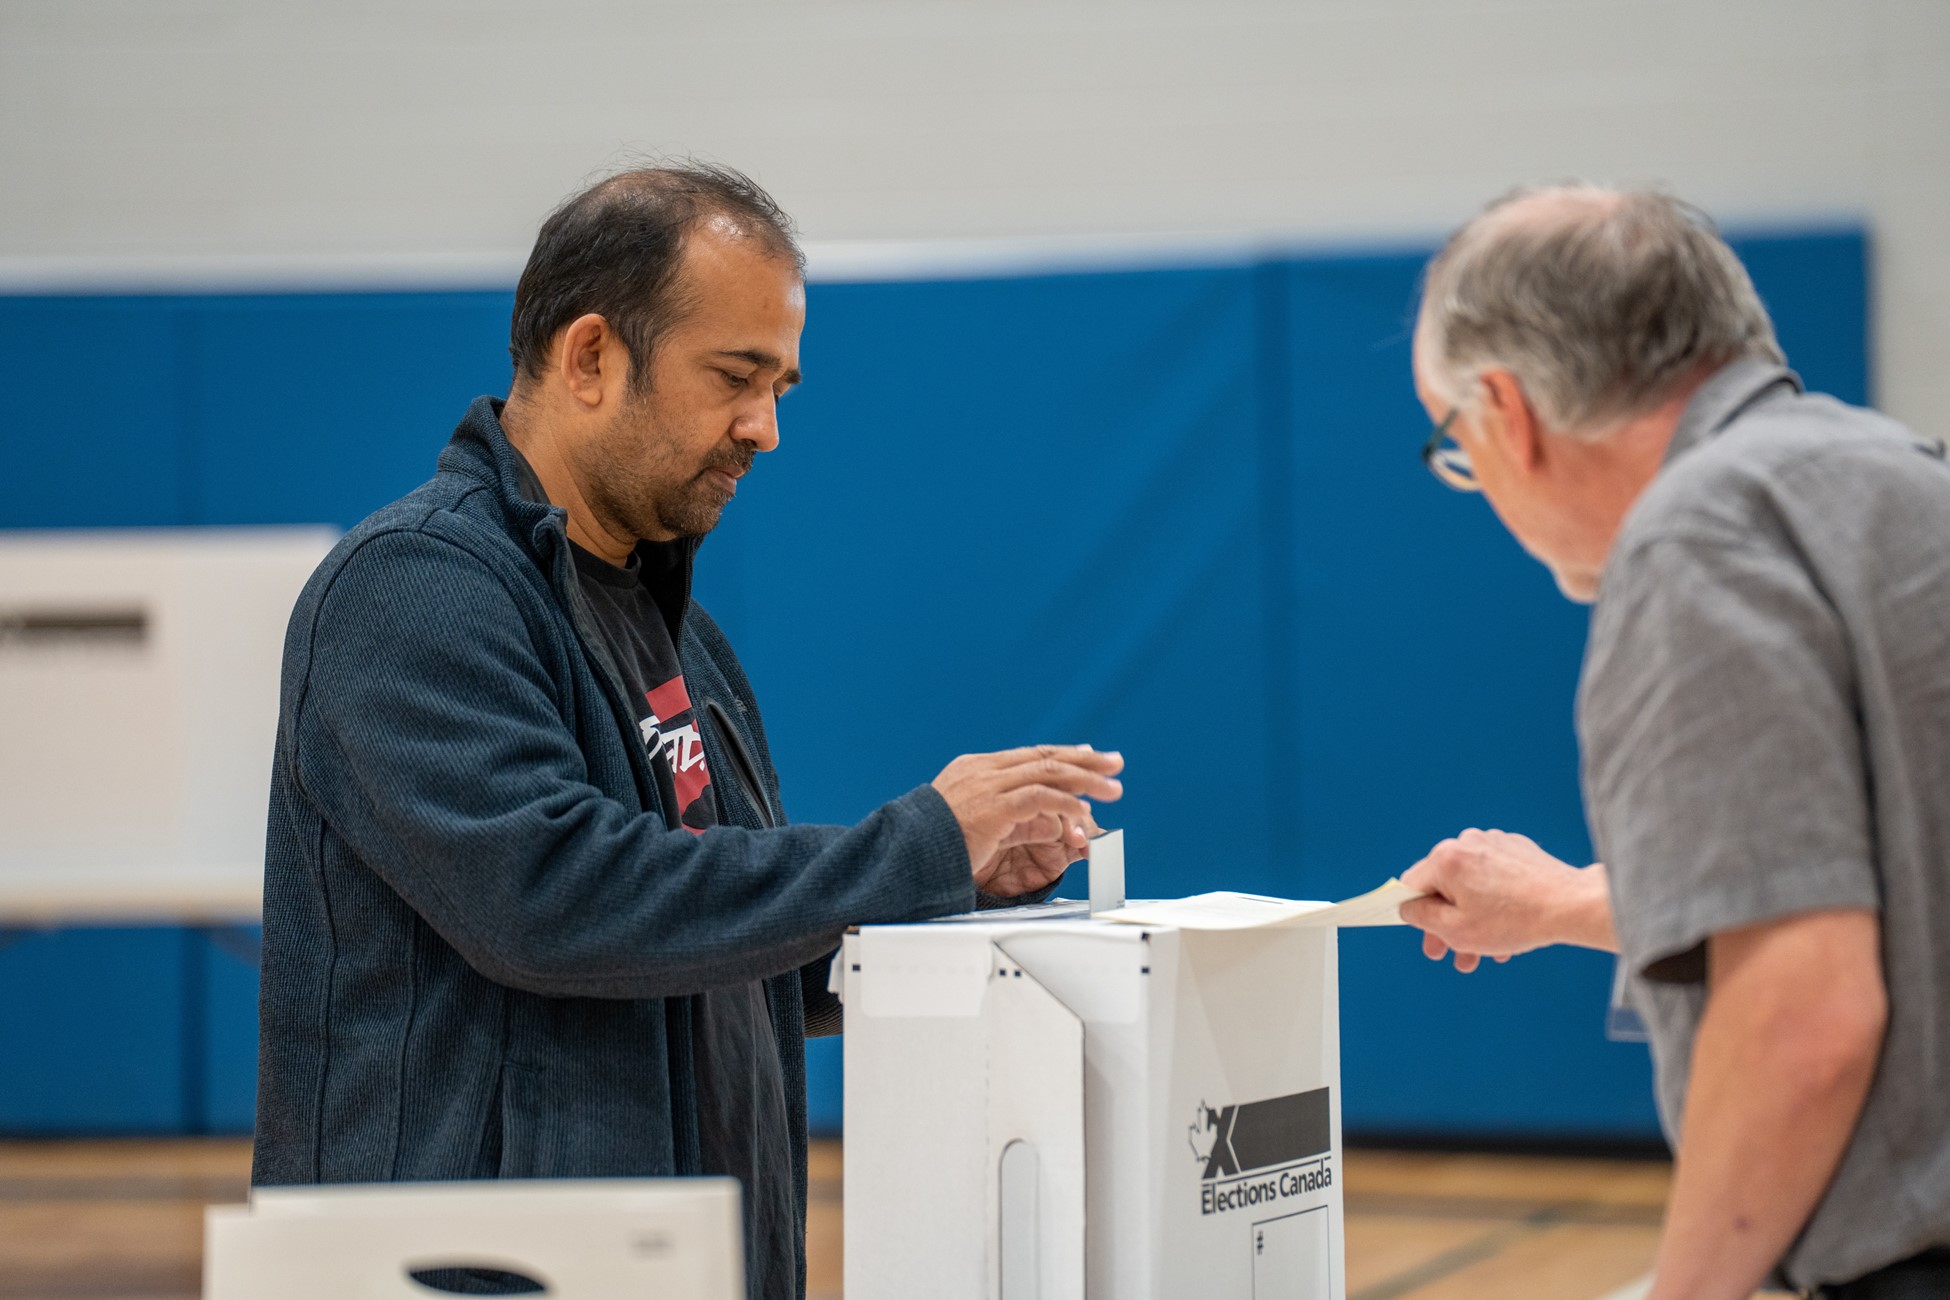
[0,527,337,924]
[204,1178,743,1299]
[844,911,1345,1300]
[986,949,1087,1300]
[844,936,1085,1300]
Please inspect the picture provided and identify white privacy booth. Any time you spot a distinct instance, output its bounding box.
[840,847,1415,1300]
[0,527,337,927]
[204,1178,745,1299]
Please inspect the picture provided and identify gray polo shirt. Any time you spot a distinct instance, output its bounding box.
[1578,358,1950,1290]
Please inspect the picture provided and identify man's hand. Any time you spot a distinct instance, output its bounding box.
[1398,828,1617,972]
[979,804,1108,899]
[931,745,1124,897]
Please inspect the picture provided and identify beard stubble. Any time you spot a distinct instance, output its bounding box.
[581,390,756,542]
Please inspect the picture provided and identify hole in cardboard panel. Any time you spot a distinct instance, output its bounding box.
[405,1264,551,1295]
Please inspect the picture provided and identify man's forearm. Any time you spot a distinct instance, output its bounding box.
[1647,911,1884,1300]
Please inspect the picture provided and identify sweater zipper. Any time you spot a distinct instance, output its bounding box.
[703,698,778,830]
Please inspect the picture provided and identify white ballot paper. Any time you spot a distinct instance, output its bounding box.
[1087,828,1125,914]
[1097,879,1422,931]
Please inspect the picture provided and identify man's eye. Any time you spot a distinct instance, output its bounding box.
[721,371,749,389]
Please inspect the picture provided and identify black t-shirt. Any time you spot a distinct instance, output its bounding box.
[514,450,796,1300]
[568,541,719,831]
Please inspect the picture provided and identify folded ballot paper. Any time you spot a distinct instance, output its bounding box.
[1097,879,1423,931]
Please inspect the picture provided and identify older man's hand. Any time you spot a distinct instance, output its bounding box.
[1398,829,1617,972]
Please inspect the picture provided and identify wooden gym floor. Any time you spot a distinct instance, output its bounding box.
[0,1138,1769,1299]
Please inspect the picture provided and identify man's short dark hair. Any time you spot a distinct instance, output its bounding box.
[508,163,804,391]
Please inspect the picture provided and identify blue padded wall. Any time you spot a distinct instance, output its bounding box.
[1279,250,1641,1133]
[196,929,265,1134]
[0,928,190,1133]
[0,228,1867,1139]
[700,267,1281,876]
[185,293,513,528]
[0,297,194,528]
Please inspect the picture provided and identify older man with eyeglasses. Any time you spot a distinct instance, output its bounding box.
[1395,184,1950,1300]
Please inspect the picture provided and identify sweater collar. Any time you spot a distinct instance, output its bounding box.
[437,394,703,591]
[438,395,563,556]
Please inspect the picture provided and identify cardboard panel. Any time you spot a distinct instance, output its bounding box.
[842,928,998,1295]
[207,1179,744,1300]
[849,916,1343,1300]
[987,955,1086,1300]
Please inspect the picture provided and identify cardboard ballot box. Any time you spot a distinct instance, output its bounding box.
[840,883,1412,1300]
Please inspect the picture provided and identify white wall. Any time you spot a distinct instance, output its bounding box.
[2,0,1944,427]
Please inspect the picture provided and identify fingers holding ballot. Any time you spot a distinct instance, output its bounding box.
[1398,828,1619,972]
[931,744,1125,897]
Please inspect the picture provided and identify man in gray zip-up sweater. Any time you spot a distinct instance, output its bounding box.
[253,164,1124,1300]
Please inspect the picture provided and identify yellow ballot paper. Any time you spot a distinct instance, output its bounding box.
[1096,879,1423,930]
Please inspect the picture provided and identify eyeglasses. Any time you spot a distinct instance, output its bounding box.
[1421,407,1480,493]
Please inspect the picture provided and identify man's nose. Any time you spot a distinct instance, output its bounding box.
[733,396,781,454]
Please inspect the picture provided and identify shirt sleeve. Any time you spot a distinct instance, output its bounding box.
[1580,531,1882,984]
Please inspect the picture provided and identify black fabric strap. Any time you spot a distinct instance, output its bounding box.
[1813,1248,1950,1298]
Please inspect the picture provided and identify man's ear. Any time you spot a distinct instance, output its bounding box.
[1477,368,1546,473]
[555,313,613,411]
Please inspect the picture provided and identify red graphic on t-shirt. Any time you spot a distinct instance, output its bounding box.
[641,675,714,834]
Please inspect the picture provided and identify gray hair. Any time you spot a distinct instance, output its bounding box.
[1418,184,1784,436]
